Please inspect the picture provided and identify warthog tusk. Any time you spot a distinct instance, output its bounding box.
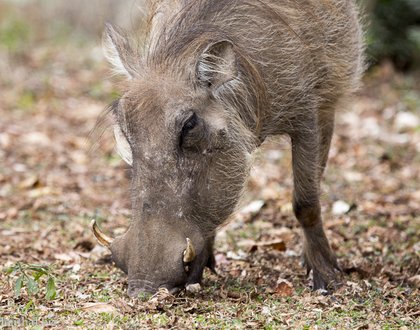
[183,238,196,263]
[91,219,113,248]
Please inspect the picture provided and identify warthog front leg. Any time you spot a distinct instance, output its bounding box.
[290,113,340,291]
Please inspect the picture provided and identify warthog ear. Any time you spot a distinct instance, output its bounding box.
[196,40,238,91]
[103,23,137,79]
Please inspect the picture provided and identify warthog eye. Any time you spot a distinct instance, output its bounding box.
[179,112,199,149]
[182,112,198,134]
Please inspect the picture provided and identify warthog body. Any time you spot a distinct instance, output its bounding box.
[94,0,364,296]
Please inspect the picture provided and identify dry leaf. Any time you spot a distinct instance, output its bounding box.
[270,227,294,243]
[28,187,53,198]
[240,200,265,215]
[147,288,174,310]
[255,240,286,252]
[19,175,40,189]
[274,279,294,297]
[407,275,420,288]
[114,298,134,314]
[186,283,202,293]
[280,202,293,214]
[53,252,80,262]
[81,302,118,314]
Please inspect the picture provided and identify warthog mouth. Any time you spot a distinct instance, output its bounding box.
[127,279,184,297]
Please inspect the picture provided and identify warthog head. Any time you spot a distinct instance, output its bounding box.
[92,24,260,296]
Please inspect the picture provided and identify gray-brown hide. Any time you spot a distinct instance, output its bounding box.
[95,0,364,297]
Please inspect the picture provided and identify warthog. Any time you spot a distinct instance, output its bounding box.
[92,0,364,297]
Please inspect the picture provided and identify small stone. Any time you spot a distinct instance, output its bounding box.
[394,111,419,131]
[316,289,329,296]
[186,283,202,293]
[332,200,351,215]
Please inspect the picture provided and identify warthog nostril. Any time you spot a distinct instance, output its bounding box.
[141,201,152,216]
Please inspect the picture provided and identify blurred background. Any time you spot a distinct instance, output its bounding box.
[365,0,420,70]
[1,0,420,70]
[0,0,419,327]
[1,0,420,69]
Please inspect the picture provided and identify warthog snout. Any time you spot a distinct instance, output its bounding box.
[92,219,212,296]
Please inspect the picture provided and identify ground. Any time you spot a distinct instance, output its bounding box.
[0,3,419,329]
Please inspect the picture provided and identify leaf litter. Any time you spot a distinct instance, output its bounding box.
[0,2,419,329]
